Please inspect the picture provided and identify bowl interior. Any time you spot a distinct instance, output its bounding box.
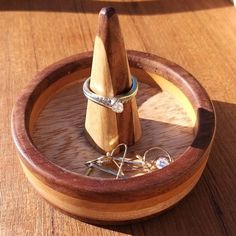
[29,66,196,178]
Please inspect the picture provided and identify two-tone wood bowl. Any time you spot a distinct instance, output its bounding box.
[11,51,215,224]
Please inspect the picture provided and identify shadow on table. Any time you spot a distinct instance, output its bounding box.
[0,0,232,15]
[99,100,236,235]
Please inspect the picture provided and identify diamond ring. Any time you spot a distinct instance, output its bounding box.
[83,76,138,113]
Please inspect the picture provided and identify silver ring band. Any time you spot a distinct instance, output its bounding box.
[83,76,138,113]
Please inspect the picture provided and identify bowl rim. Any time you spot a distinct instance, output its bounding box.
[11,50,216,202]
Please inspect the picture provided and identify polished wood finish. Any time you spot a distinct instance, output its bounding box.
[85,7,141,153]
[30,75,195,179]
[2,0,236,235]
[11,51,215,223]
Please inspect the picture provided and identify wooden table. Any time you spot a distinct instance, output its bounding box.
[1,0,236,235]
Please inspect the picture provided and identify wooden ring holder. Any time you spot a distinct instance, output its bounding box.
[11,50,216,225]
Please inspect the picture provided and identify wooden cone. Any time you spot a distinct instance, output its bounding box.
[85,7,142,153]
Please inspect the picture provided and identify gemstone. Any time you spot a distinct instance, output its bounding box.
[155,157,170,169]
[112,100,124,113]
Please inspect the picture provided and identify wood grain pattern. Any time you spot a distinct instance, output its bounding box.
[11,51,215,223]
[19,155,208,223]
[86,7,141,152]
[31,81,194,178]
[1,0,236,235]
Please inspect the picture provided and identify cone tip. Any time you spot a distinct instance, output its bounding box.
[99,7,116,18]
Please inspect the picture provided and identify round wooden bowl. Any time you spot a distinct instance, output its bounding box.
[11,50,215,225]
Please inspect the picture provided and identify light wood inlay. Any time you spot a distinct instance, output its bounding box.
[20,156,207,222]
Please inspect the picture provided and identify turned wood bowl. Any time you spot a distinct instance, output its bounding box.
[11,51,215,225]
